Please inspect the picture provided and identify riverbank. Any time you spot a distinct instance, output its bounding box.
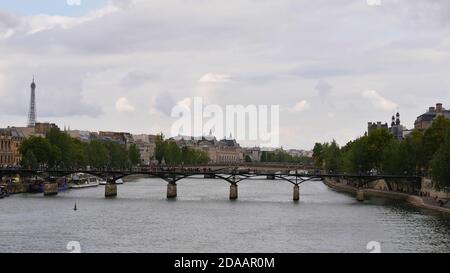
[323,178,450,214]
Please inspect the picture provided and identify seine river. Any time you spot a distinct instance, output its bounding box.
[1,178,449,253]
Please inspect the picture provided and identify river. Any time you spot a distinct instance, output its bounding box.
[0,178,449,253]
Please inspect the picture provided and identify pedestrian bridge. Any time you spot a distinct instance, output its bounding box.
[0,167,422,202]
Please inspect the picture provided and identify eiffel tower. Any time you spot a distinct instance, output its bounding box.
[27,77,37,127]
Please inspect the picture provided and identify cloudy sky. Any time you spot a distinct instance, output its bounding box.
[1,0,450,149]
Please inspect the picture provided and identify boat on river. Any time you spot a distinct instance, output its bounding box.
[70,177,100,189]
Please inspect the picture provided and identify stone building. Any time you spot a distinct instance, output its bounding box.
[367,121,388,135]
[367,112,407,140]
[34,122,59,136]
[0,128,25,167]
[415,103,450,130]
[244,147,262,162]
[173,135,244,164]
[132,134,157,165]
[98,131,134,146]
[389,112,405,141]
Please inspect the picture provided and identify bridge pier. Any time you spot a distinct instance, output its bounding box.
[229,183,238,200]
[204,174,215,179]
[43,182,58,196]
[266,174,275,180]
[293,185,300,201]
[167,182,177,199]
[356,189,364,202]
[105,183,117,198]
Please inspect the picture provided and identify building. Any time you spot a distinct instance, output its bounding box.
[389,112,405,141]
[367,121,388,135]
[34,122,59,136]
[367,112,407,140]
[132,134,157,165]
[244,147,262,162]
[0,128,26,167]
[98,131,134,146]
[172,134,244,164]
[287,149,314,158]
[67,130,94,142]
[415,103,450,130]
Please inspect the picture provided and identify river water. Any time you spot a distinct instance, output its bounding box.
[0,178,449,253]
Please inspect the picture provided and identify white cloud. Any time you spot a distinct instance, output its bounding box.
[198,73,232,83]
[115,97,135,113]
[289,100,309,113]
[362,90,398,111]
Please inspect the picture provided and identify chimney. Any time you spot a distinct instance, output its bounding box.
[429,106,436,112]
[436,103,443,114]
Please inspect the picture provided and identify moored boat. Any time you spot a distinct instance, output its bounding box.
[70,177,100,189]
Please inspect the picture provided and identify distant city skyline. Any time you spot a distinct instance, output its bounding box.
[1,0,450,149]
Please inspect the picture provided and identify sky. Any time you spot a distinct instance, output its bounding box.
[1,0,450,149]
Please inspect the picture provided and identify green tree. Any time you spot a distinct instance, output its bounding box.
[88,140,110,169]
[128,144,141,166]
[431,128,450,190]
[312,143,324,169]
[165,141,181,165]
[423,116,450,168]
[323,140,341,173]
[21,150,38,169]
[19,136,53,167]
[155,134,167,163]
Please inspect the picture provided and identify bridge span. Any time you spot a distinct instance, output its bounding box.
[0,167,421,202]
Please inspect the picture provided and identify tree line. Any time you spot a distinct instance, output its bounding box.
[257,149,313,165]
[154,134,210,165]
[312,116,450,189]
[20,128,141,169]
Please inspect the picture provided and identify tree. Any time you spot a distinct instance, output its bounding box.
[423,116,450,168]
[155,134,167,163]
[245,155,252,162]
[323,140,341,173]
[87,140,110,169]
[128,144,141,166]
[21,150,38,169]
[19,136,53,167]
[312,143,324,169]
[431,128,450,190]
[165,141,181,165]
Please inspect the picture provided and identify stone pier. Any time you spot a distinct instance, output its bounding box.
[105,183,117,197]
[229,183,238,200]
[204,174,215,179]
[167,183,177,199]
[266,174,275,180]
[293,185,300,201]
[356,189,365,201]
[44,182,58,196]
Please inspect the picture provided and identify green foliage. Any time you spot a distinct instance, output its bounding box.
[19,136,52,167]
[19,129,143,169]
[154,135,210,165]
[431,127,450,189]
[244,155,252,163]
[128,144,141,166]
[422,116,450,167]
[313,122,450,189]
[21,150,38,169]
